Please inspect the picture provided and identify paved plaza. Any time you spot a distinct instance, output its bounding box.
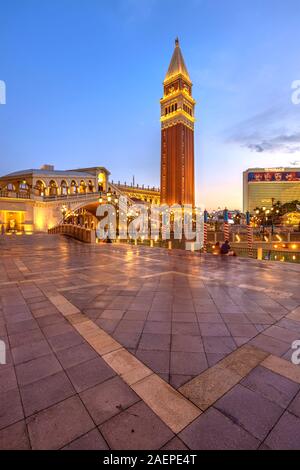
[0,234,300,449]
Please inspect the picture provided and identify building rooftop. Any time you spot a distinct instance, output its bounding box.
[0,169,95,179]
[0,166,110,180]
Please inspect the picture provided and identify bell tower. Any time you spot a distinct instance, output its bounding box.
[160,38,195,206]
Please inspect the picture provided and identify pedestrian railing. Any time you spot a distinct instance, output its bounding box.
[48,224,95,243]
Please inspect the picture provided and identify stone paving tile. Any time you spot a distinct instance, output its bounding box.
[0,366,18,393]
[250,334,290,356]
[0,389,24,430]
[172,322,200,336]
[26,396,95,450]
[170,351,208,376]
[263,325,300,344]
[132,374,201,433]
[99,401,174,450]
[171,334,204,353]
[16,354,63,386]
[12,339,52,365]
[9,328,44,348]
[225,323,258,338]
[36,314,67,328]
[179,361,241,410]
[277,317,300,334]
[215,384,283,441]
[20,370,76,417]
[102,348,152,386]
[6,318,38,335]
[113,331,142,349]
[136,350,170,374]
[0,420,30,450]
[288,390,300,418]
[48,330,84,352]
[143,321,171,334]
[264,411,300,450]
[80,376,140,425]
[138,333,171,351]
[100,310,126,321]
[169,374,193,389]
[221,313,251,324]
[173,312,197,323]
[202,336,236,354]
[179,407,259,450]
[66,357,116,392]
[161,436,189,450]
[262,355,300,384]
[241,365,300,409]
[196,313,224,323]
[217,345,268,377]
[199,323,231,337]
[62,428,109,450]
[56,342,98,369]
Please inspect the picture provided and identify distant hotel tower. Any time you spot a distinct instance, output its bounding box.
[160,38,195,206]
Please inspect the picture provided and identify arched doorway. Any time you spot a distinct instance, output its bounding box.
[49,180,58,196]
[60,180,68,196]
[79,180,86,194]
[88,180,94,192]
[70,180,78,194]
[35,180,45,196]
[98,172,106,192]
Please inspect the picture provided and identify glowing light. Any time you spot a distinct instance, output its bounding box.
[276,234,282,242]
[292,244,297,249]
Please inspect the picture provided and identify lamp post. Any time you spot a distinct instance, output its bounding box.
[61,205,67,224]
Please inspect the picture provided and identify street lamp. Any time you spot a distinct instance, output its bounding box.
[61,205,67,223]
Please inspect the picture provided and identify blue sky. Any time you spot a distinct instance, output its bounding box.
[0,0,300,209]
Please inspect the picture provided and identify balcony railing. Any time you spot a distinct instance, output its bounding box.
[43,190,102,201]
[0,190,31,199]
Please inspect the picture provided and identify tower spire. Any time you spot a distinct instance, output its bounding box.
[164,38,190,83]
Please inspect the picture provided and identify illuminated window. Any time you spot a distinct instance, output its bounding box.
[70,180,77,194]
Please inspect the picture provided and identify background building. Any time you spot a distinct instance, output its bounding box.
[243,167,300,213]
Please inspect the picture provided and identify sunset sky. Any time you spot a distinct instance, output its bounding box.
[1,0,300,209]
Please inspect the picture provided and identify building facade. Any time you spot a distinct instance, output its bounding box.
[160,39,195,206]
[243,167,300,212]
[0,165,160,233]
